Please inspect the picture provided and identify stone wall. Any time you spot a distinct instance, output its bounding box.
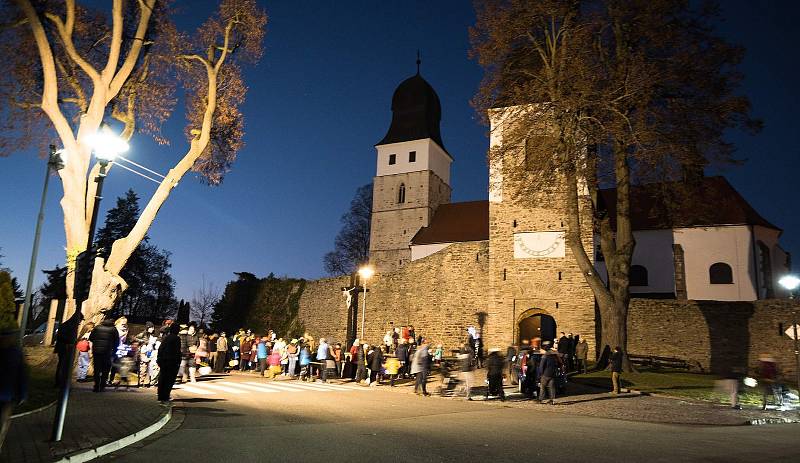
[297,241,489,351]
[628,298,799,379]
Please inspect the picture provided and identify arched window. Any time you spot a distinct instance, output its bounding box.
[629,265,648,286]
[397,183,406,204]
[709,262,733,284]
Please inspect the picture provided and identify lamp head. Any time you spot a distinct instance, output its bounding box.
[358,266,375,279]
[778,275,800,292]
[86,124,128,164]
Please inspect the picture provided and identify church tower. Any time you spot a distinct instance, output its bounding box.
[369,67,452,272]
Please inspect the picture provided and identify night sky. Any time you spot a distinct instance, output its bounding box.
[1,1,797,301]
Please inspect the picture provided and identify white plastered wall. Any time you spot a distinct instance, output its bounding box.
[376,138,451,185]
[673,225,757,301]
[593,230,676,295]
[411,242,452,261]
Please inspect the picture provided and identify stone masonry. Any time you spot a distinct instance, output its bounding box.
[298,241,488,351]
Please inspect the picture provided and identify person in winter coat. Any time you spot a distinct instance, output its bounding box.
[610,346,623,394]
[411,341,430,396]
[54,310,82,388]
[384,355,400,387]
[316,338,330,382]
[485,349,505,400]
[395,339,409,378]
[575,337,589,374]
[257,338,269,376]
[214,332,228,373]
[239,336,253,372]
[287,339,299,378]
[179,323,200,383]
[538,348,559,404]
[75,334,91,382]
[299,344,312,381]
[356,343,369,384]
[89,319,118,392]
[369,344,384,385]
[156,324,181,402]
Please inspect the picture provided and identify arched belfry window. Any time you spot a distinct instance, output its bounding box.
[709,262,733,284]
[629,265,648,286]
[398,183,406,204]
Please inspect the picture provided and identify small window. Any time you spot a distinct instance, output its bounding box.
[709,262,733,284]
[389,154,396,165]
[409,151,416,162]
[629,265,648,286]
[398,183,406,204]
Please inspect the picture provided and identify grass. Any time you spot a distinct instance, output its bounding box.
[572,368,765,405]
[14,365,58,415]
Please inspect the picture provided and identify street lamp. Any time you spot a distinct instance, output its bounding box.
[18,146,67,348]
[51,124,127,442]
[357,265,375,340]
[778,274,800,397]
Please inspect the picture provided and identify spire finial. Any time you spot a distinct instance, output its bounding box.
[416,50,421,75]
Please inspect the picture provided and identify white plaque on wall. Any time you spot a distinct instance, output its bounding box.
[514,232,566,258]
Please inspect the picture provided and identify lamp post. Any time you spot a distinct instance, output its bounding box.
[51,124,127,442]
[778,274,800,396]
[357,266,374,340]
[18,146,66,349]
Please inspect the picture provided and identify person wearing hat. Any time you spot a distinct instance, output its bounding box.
[156,323,182,403]
[75,332,92,382]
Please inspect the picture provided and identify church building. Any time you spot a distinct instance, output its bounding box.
[297,68,794,374]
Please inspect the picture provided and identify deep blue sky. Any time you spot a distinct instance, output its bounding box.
[1,1,798,301]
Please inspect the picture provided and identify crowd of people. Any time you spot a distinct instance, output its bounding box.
[72,317,607,404]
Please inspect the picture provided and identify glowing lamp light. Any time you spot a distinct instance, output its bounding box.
[86,124,128,163]
[358,265,375,279]
[779,275,800,292]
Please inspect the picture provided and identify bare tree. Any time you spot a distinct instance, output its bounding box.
[324,183,372,275]
[191,276,219,328]
[1,1,267,322]
[471,0,758,368]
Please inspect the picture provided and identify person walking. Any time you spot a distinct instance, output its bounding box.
[332,342,342,378]
[538,347,559,404]
[208,333,218,371]
[156,324,182,403]
[89,318,118,392]
[485,348,505,401]
[215,332,228,373]
[609,346,623,394]
[457,352,474,400]
[411,341,430,396]
[575,337,589,374]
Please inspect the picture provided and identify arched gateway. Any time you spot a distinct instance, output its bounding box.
[517,309,557,345]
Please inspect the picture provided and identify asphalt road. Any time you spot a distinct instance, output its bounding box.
[104,374,799,462]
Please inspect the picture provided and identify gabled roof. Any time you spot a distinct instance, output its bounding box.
[597,176,780,231]
[411,201,489,245]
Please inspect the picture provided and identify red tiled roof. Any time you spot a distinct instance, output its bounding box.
[409,177,778,247]
[597,176,780,231]
[410,200,489,245]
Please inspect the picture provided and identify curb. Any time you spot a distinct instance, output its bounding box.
[10,400,57,419]
[55,405,172,463]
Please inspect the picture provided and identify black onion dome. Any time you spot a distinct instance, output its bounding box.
[377,73,447,154]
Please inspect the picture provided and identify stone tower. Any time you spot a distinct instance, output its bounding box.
[369,70,452,272]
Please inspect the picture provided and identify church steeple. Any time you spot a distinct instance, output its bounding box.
[376,67,448,154]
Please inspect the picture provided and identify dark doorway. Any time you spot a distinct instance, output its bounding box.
[518,313,557,344]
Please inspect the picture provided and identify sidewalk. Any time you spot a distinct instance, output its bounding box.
[2,382,168,463]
